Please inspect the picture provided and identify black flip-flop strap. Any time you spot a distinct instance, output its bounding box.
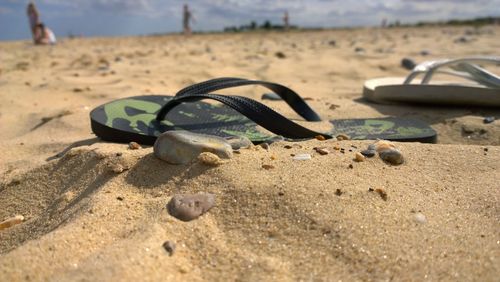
[170,77,321,122]
[157,93,331,140]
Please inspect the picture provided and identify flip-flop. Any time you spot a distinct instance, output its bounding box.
[363,56,500,107]
[91,77,437,144]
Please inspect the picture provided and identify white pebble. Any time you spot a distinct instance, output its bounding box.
[293,154,312,161]
[414,213,427,224]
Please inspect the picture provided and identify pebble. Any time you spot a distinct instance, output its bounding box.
[454,36,469,43]
[420,50,430,56]
[379,149,404,165]
[414,213,427,224]
[373,140,396,153]
[354,47,365,53]
[259,143,270,150]
[163,241,176,256]
[354,152,365,162]
[0,215,24,231]
[128,142,141,150]
[261,93,282,101]
[197,152,224,166]
[483,116,495,124]
[315,135,326,141]
[360,149,376,158]
[401,58,416,70]
[275,51,286,59]
[335,189,343,196]
[293,154,311,161]
[375,188,388,201]
[336,134,350,141]
[314,147,330,155]
[262,164,275,170]
[225,136,252,150]
[328,40,336,46]
[154,131,232,165]
[167,193,216,222]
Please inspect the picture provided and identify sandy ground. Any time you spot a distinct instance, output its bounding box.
[0,26,499,281]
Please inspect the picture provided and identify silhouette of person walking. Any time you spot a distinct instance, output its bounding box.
[183,4,193,35]
[283,11,290,31]
[27,1,40,43]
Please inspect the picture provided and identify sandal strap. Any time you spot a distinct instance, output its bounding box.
[403,56,500,88]
[168,77,322,122]
[156,92,331,140]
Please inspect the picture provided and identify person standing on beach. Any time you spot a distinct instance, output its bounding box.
[283,11,290,31]
[27,1,40,43]
[183,4,193,35]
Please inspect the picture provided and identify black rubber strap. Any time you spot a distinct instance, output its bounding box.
[157,93,332,140]
[170,77,321,122]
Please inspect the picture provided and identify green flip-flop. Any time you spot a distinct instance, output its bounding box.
[90,77,437,144]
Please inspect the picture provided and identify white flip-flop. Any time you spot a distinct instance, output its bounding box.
[363,56,500,107]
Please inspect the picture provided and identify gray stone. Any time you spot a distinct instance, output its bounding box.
[401,58,416,70]
[261,93,282,101]
[379,149,404,165]
[167,193,216,222]
[154,131,232,165]
[225,135,252,150]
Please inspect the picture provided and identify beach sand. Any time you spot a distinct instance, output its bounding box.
[0,26,499,281]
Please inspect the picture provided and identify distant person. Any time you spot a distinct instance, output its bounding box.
[35,23,56,45]
[381,18,387,28]
[26,1,40,43]
[183,4,193,35]
[283,11,290,31]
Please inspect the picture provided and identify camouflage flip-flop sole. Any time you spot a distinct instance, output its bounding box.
[90,95,274,145]
[330,118,437,143]
[91,95,437,145]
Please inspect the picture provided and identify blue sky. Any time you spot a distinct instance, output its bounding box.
[1,0,499,41]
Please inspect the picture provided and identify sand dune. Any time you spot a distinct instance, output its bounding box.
[0,26,499,281]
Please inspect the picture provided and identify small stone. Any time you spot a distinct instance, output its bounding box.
[110,164,124,173]
[401,58,416,70]
[154,131,232,165]
[259,143,270,150]
[163,241,176,256]
[420,50,430,56]
[379,149,404,165]
[375,188,388,201]
[314,147,329,155]
[225,136,252,150]
[354,47,365,53]
[261,93,282,101]
[354,152,365,162]
[329,104,340,110]
[262,164,275,170]
[116,196,124,201]
[167,193,216,222]
[128,142,141,150]
[336,134,350,141]
[348,164,353,169]
[373,140,396,153]
[284,145,293,149]
[197,152,224,166]
[328,40,336,46]
[315,135,326,141]
[483,116,495,124]
[335,189,343,196]
[360,149,376,158]
[0,215,24,231]
[454,36,468,43]
[293,154,311,161]
[414,213,427,224]
[275,51,286,59]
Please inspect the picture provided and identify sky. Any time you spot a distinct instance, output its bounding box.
[0,0,499,41]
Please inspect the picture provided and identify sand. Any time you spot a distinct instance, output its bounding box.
[0,26,499,281]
